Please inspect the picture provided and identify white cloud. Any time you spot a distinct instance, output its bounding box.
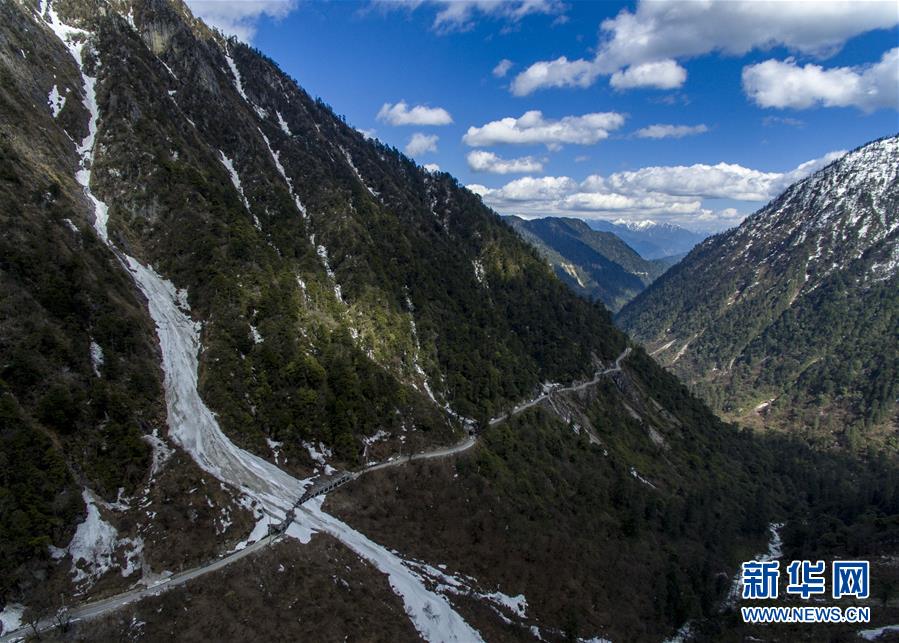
[610,60,687,90]
[742,48,899,111]
[510,56,599,96]
[374,0,566,34]
[469,176,578,202]
[466,150,544,174]
[184,0,298,41]
[635,124,709,139]
[423,163,441,173]
[603,151,845,201]
[493,59,514,78]
[377,101,453,126]
[469,150,846,226]
[405,132,439,156]
[357,128,378,140]
[462,110,626,149]
[510,0,898,95]
[603,164,778,202]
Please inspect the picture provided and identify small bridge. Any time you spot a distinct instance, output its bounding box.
[269,471,357,534]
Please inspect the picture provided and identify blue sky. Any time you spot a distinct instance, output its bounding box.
[190,0,898,231]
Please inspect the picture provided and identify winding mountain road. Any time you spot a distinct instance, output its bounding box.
[0,347,630,642]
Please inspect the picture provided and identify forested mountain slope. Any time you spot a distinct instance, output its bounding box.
[618,136,899,450]
[1,0,898,640]
[506,215,670,311]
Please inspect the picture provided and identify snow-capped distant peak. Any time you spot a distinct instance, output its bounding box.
[614,218,657,230]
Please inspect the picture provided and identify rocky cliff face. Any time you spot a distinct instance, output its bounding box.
[618,136,899,448]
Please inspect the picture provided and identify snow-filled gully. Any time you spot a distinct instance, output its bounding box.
[41,4,484,641]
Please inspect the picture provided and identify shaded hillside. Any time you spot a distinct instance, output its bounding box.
[507,216,670,311]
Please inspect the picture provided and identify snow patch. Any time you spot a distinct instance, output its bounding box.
[218,151,258,229]
[484,591,528,618]
[560,261,586,288]
[340,146,378,197]
[860,625,899,641]
[258,128,306,216]
[47,84,66,117]
[304,441,336,475]
[629,467,657,489]
[472,259,486,285]
[315,244,344,302]
[119,536,144,577]
[0,603,25,635]
[67,490,119,586]
[276,111,292,136]
[143,428,172,479]
[266,438,283,464]
[159,60,177,80]
[42,0,109,241]
[232,516,271,552]
[223,50,248,102]
[89,339,104,377]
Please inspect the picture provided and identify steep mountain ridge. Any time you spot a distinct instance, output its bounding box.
[618,135,899,448]
[505,215,670,310]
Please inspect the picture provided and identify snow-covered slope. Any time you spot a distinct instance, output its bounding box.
[38,4,485,639]
[716,136,897,289]
[618,135,899,447]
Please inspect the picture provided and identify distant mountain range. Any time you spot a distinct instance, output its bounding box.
[618,135,899,450]
[505,216,674,311]
[586,219,708,260]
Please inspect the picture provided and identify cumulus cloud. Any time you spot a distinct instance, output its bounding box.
[510,56,600,95]
[356,128,378,140]
[377,101,453,126]
[468,176,578,202]
[405,132,439,156]
[467,150,544,174]
[493,59,514,78]
[185,0,299,41]
[423,163,441,173]
[463,110,626,149]
[635,124,709,139]
[373,0,566,34]
[742,48,899,111]
[610,60,687,90]
[510,0,898,95]
[469,150,846,226]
